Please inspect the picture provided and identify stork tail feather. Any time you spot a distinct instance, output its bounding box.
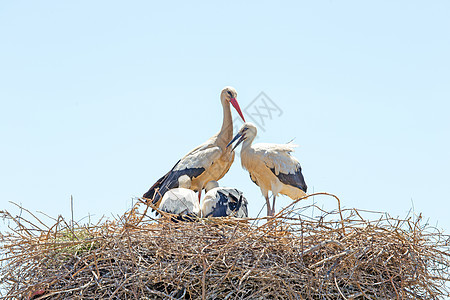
[143,172,170,207]
[143,159,181,207]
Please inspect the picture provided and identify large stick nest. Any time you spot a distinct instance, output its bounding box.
[1,193,449,299]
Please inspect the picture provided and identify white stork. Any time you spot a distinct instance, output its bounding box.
[227,123,307,216]
[200,181,248,218]
[143,86,246,208]
[159,175,200,217]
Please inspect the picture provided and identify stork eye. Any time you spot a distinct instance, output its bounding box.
[227,91,232,97]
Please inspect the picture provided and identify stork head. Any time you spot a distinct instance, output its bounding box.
[226,122,257,151]
[178,175,192,189]
[221,86,246,122]
[205,180,219,193]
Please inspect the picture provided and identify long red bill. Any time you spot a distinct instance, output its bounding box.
[230,98,246,122]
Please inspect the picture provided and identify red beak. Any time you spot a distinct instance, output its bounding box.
[230,98,246,122]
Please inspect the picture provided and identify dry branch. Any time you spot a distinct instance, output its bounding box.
[1,194,449,299]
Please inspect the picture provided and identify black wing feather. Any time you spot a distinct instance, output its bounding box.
[270,163,307,193]
[143,159,205,206]
[208,188,248,218]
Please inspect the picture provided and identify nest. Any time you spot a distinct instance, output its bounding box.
[1,193,449,299]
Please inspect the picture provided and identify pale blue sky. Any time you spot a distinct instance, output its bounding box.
[1,1,449,231]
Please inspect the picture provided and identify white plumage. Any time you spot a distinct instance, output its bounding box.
[159,175,200,216]
[200,181,248,218]
[227,123,307,216]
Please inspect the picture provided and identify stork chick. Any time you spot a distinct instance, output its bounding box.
[200,181,248,218]
[227,123,307,216]
[159,175,200,217]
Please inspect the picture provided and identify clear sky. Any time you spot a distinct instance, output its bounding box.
[1,1,449,232]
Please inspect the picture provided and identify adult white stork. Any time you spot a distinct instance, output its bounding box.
[200,181,248,218]
[143,86,246,208]
[227,123,307,216]
[159,175,200,217]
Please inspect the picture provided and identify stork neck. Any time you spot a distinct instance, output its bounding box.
[218,100,233,146]
[241,136,255,151]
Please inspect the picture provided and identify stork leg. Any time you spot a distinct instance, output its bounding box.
[271,195,277,217]
[265,195,272,217]
[198,189,202,203]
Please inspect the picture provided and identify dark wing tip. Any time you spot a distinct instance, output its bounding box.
[270,164,307,193]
